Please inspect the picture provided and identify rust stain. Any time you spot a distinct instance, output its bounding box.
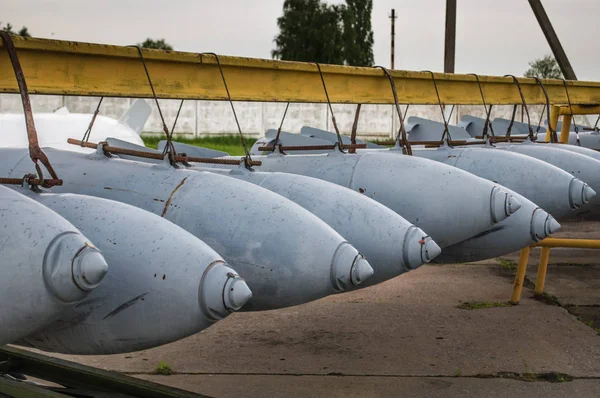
[162,177,188,217]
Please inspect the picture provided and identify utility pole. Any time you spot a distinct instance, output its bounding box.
[389,9,397,69]
[444,0,457,74]
[389,9,397,138]
[528,0,576,80]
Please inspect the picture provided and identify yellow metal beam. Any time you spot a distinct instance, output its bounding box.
[532,237,600,249]
[557,104,600,115]
[3,36,600,105]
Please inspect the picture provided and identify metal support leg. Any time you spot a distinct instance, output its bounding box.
[547,105,560,142]
[534,246,551,295]
[560,114,572,144]
[511,247,531,304]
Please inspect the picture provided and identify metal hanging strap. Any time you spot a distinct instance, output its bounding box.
[533,77,557,142]
[504,75,534,140]
[562,79,581,146]
[0,31,62,187]
[81,97,104,143]
[423,70,453,145]
[376,66,412,155]
[201,52,253,167]
[315,63,344,150]
[272,102,290,152]
[468,73,496,142]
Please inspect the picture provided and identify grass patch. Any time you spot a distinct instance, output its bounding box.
[141,134,257,156]
[457,301,515,310]
[153,361,173,375]
[497,257,518,273]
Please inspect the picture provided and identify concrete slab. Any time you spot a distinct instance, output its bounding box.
[48,265,600,379]
[135,375,600,398]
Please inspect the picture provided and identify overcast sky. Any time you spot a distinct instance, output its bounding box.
[4,0,600,80]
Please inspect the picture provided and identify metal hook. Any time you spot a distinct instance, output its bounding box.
[422,70,452,145]
[201,52,253,165]
[375,66,412,155]
[315,63,345,152]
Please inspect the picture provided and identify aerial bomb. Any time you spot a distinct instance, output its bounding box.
[17,191,249,354]
[189,165,441,286]
[0,147,373,310]
[436,187,560,262]
[232,146,521,248]
[0,185,108,345]
[411,145,595,220]
[284,126,594,220]
[494,142,600,217]
[100,139,439,280]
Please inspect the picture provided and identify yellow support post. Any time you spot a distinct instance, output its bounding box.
[510,247,531,304]
[534,247,551,295]
[559,114,572,144]
[548,105,560,142]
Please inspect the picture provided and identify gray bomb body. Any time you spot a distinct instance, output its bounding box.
[216,150,518,248]
[0,186,108,345]
[0,148,372,311]
[493,142,600,217]
[189,166,440,286]
[411,145,593,220]
[17,191,249,354]
[437,186,559,262]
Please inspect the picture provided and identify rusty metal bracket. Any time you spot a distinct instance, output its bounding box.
[504,75,535,141]
[258,143,367,152]
[68,138,262,166]
[0,31,62,187]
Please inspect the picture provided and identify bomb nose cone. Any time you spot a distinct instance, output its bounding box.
[224,277,253,311]
[200,261,251,321]
[423,239,442,263]
[531,208,561,241]
[73,246,108,291]
[490,187,517,223]
[547,216,561,235]
[403,226,441,269]
[584,185,597,203]
[506,195,522,215]
[351,256,374,285]
[43,232,108,303]
[331,242,374,291]
[569,178,595,208]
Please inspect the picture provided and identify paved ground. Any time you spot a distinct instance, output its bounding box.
[43,221,600,397]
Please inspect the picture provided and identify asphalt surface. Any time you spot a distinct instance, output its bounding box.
[34,221,600,397]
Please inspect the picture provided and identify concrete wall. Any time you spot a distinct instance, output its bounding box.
[0,94,554,139]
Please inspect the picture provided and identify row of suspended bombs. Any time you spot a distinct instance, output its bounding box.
[0,105,597,357]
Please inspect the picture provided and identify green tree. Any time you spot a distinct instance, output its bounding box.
[1,22,31,37]
[524,54,562,79]
[272,0,345,64]
[138,38,173,50]
[342,0,374,66]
